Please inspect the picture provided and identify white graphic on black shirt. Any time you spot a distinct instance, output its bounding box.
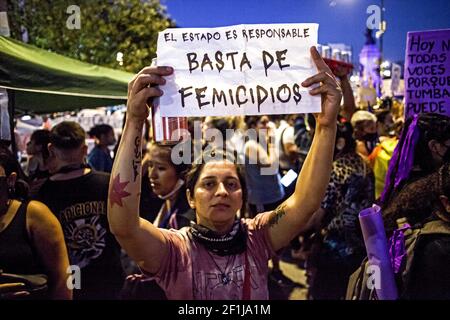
[64,216,106,268]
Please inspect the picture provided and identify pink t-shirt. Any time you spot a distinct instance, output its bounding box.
[147,212,276,300]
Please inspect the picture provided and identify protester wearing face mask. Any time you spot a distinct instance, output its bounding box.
[146,143,195,229]
[87,124,116,173]
[381,112,450,205]
[351,110,379,160]
[119,142,195,300]
[375,110,395,142]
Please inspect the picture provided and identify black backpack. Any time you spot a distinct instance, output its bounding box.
[346,219,450,300]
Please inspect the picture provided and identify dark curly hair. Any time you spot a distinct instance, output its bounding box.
[383,162,450,236]
[414,113,450,172]
[381,113,450,205]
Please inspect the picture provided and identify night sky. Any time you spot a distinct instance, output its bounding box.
[162,0,450,64]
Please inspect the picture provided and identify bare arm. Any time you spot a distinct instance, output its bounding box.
[333,65,356,120]
[268,47,341,251]
[340,75,356,121]
[107,66,174,274]
[27,201,72,300]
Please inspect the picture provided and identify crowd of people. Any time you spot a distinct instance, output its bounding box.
[1,45,449,301]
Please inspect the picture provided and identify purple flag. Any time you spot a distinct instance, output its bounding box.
[359,205,398,300]
[405,29,450,118]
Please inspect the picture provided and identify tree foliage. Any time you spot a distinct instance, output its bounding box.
[8,0,175,73]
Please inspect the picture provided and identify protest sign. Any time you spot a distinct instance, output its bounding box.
[156,23,320,116]
[358,85,377,108]
[405,29,450,118]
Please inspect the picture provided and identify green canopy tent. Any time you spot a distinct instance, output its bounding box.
[0,35,133,114]
[0,35,134,153]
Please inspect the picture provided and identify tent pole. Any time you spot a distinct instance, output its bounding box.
[7,89,17,158]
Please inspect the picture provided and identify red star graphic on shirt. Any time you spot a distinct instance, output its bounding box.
[109,174,131,207]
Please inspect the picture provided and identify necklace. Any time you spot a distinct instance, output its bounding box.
[206,250,233,285]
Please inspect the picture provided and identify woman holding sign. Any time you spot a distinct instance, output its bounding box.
[107,47,342,299]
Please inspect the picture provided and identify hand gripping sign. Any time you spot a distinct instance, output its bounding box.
[156,23,321,117]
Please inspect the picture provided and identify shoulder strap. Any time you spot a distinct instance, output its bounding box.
[0,200,28,238]
[400,219,450,295]
[345,257,377,300]
[419,219,450,236]
[14,200,29,238]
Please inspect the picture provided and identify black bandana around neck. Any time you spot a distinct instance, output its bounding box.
[189,219,247,256]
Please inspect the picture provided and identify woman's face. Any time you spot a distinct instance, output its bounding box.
[148,147,178,197]
[189,161,243,228]
[335,137,346,153]
[363,120,377,134]
[100,129,116,147]
[26,138,41,155]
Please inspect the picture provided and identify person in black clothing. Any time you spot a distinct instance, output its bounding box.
[36,121,124,300]
[0,148,71,299]
[377,113,450,300]
[382,162,450,299]
[381,113,450,205]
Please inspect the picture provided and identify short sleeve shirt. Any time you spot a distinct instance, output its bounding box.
[146,212,276,300]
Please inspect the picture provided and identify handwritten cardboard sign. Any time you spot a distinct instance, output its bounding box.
[405,29,450,117]
[156,23,320,116]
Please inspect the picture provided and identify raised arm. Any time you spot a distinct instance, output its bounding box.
[335,66,356,121]
[268,47,341,251]
[107,66,173,274]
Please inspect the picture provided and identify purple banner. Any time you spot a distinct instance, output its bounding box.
[405,29,450,118]
[359,205,398,300]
